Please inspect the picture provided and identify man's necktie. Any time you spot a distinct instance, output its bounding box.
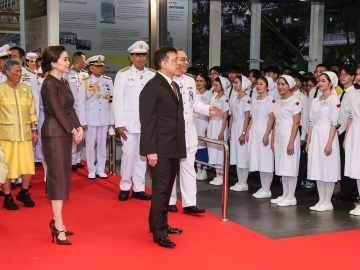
[171,81,178,97]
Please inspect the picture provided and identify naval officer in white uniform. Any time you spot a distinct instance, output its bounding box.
[168,49,223,214]
[78,55,114,180]
[113,41,155,201]
[65,51,88,170]
[0,44,10,84]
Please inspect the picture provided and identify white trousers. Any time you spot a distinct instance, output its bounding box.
[169,145,197,207]
[120,133,147,192]
[72,137,84,165]
[85,126,108,174]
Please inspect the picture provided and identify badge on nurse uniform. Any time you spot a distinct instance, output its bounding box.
[321,101,331,106]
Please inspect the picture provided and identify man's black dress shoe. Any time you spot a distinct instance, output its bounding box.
[183,206,205,214]
[131,191,152,200]
[167,205,178,212]
[34,162,42,167]
[154,236,176,248]
[77,163,85,168]
[168,226,182,234]
[71,165,78,171]
[118,190,130,201]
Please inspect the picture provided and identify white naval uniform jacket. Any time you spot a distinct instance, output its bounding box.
[65,67,89,116]
[113,65,155,133]
[22,67,40,115]
[0,71,6,83]
[78,74,114,126]
[174,74,210,148]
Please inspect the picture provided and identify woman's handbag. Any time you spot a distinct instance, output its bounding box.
[0,147,9,184]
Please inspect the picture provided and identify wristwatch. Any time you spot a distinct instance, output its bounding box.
[31,128,38,133]
[242,132,246,135]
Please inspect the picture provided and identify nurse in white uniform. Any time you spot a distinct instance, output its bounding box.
[270,75,301,206]
[306,71,341,212]
[247,76,276,198]
[229,75,251,191]
[207,76,229,185]
[194,73,212,181]
[344,66,360,215]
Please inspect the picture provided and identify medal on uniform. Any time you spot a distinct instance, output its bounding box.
[95,85,102,99]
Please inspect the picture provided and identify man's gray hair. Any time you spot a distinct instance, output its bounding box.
[176,48,186,52]
[2,58,22,74]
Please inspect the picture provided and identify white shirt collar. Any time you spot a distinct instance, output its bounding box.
[158,71,172,86]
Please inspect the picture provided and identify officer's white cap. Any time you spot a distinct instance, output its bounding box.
[86,55,105,66]
[26,52,38,61]
[127,41,149,54]
[0,44,10,58]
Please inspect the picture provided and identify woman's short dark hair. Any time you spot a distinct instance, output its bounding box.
[248,69,262,80]
[153,46,177,70]
[235,75,243,82]
[196,73,211,90]
[341,65,356,77]
[258,75,269,88]
[306,77,317,87]
[42,46,66,73]
[2,58,22,74]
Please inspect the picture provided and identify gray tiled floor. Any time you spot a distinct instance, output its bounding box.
[148,168,360,239]
[102,153,360,239]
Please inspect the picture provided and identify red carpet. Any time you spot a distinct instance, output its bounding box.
[2,165,359,270]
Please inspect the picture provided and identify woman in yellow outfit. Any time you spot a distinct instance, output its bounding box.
[0,58,38,210]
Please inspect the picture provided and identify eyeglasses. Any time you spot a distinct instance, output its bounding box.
[179,57,190,63]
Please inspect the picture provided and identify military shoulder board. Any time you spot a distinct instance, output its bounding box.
[81,69,89,73]
[103,75,112,80]
[82,74,90,80]
[26,67,36,74]
[120,66,130,72]
[148,68,157,73]
[185,73,195,79]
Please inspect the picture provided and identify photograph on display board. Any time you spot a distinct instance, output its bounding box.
[101,0,115,24]
[0,0,20,32]
[0,33,20,47]
[76,40,92,50]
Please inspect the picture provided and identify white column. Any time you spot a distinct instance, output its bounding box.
[19,0,25,49]
[209,0,221,68]
[148,0,157,69]
[249,1,261,70]
[308,2,325,72]
[47,0,59,46]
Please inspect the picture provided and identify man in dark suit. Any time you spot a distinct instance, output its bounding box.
[139,46,186,248]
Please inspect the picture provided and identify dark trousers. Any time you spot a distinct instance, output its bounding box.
[297,126,308,186]
[148,158,180,240]
[338,132,358,197]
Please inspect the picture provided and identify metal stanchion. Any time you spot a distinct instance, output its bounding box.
[221,141,229,222]
[196,136,229,222]
[108,135,116,175]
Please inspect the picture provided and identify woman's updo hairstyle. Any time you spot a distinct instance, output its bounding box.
[41,46,66,73]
